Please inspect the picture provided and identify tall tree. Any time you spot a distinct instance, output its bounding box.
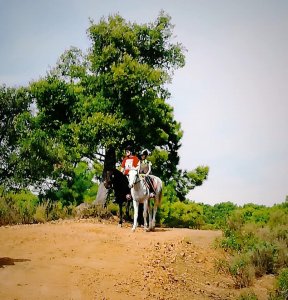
[28,12,208,201]
[31,12,185,174]
[85,12,185,176]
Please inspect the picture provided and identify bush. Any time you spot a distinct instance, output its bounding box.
[249,241,276,277]
[159,200,204,229]
[75,203,113,220]
[237,290,259,300]
[33,202,49,223]
[277,268,288,300]
[0,190,39,225]
[229,254,255,288]
[269,268,288,300]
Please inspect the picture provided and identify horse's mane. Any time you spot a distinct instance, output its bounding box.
[110,168,129,190]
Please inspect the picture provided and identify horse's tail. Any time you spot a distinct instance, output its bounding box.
[157,178,163,207]
[158,187,163,206]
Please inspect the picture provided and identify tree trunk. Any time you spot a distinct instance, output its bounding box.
[103,147,116,178]
[94,147,116,206]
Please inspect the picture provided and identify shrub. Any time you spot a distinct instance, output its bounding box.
[274,241,288,271]
[76,203,113,220]
[249,241,276,277]
[107,202,119,216]
[0,190,39,225]
[220,232,243,252]
[33,202,49,223]
[161,200,204,228]
[273,225,288,247]
[269,268,288,300]
[229,254,255,288]
[277,268,288,300]
[268,211,288,229]
[214,257,230,275]
[237,290,259,300]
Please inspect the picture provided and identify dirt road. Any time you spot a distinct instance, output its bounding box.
[0,219,274,299]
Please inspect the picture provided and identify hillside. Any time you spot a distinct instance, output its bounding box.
[0,219,275,299]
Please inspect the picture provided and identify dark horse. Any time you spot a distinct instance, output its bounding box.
[103,168,133,226]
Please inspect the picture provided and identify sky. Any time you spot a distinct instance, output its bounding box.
[1,0,287,206]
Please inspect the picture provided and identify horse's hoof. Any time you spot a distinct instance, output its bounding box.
[118,224,122,228]
[131,228,136,232]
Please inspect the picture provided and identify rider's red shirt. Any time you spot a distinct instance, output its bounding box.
[121,155,140,175]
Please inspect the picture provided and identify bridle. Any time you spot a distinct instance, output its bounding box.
[128,169,141,188]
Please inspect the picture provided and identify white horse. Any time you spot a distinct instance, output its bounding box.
[128,169,162,232]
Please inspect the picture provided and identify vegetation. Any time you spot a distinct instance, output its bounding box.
[213,200,288,291]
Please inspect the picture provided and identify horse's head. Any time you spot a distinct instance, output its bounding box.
[103,170,114,189]
[128,169,138,188]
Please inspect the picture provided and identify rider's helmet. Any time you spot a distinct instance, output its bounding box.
[140,149,150,156]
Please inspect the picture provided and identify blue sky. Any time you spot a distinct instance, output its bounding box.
[1,0,287,206]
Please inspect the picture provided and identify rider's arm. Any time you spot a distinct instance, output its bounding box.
[132,156,140,171]
[121,158,126,174]
[145,161,151,176]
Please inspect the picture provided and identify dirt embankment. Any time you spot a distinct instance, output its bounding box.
[0,219,275,299]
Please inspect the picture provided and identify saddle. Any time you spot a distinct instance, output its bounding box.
[142,176,157,195]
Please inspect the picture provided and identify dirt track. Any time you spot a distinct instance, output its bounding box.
[0,219,275,300]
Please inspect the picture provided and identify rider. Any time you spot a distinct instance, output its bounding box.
[120,145,140,175]
[139,149,155,198]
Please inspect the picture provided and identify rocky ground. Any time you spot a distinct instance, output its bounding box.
[0,219,275,299]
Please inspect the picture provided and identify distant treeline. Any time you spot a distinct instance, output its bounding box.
[1,183,287,230]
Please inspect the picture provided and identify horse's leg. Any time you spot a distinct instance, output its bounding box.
[132,200,138,232]
[118,202,123,227]
[125,200,129,221]
[137,203,144,226]
[148,199,153,231]
[143,199,149,231]
[152,204,158,230]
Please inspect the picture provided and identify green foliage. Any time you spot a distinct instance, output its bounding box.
[268,210,288,229]
[228,253,255,288]
[269,268,288,300]
[237,290,259,300]
[215,202,288,293]
[203,201,238,229]
[276,268,288,300]
[159,186,204,228]
[75,203,113,220]
[0,189,38,225]
[174,166,209,200]
[215,254,255,289]
[0,85,33,188]
[85,12,187,180]
[249,241,277,277]
[44,161,97,206]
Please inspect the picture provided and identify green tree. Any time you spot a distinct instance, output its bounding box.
[0,85,35,189]
[174,166,209,200]
[83,12,186,176]
[28,12,208,203]
[30,13,185,178]
[203,201,238,228]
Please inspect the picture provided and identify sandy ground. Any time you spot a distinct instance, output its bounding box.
[0,219,275,300]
